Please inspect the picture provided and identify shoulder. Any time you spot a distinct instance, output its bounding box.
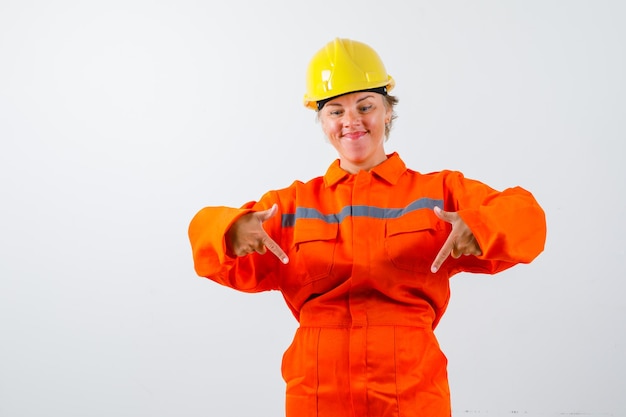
[261,175,325,202]
[280,175,325,192]
[403,167,466,183]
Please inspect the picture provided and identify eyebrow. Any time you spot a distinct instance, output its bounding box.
[326,95,376,107]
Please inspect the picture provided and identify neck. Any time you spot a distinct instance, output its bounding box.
[340,154,388,174]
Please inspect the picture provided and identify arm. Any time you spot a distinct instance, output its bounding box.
[187,196,287,292]
[433,172,547,274]
[457,184,546,264]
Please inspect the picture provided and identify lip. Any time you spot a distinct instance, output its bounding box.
[342,131,367,140]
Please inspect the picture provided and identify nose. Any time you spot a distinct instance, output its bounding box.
[343,109,361,127]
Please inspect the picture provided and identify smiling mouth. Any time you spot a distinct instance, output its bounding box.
[343,131,367,140]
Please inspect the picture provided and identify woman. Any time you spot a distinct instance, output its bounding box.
[188,38,546,417]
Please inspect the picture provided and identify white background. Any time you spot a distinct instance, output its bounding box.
[1,1,624,416]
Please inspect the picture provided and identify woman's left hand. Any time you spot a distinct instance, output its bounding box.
[430,206,482,273]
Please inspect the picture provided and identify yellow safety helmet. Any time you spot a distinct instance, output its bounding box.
[303,38,395,111]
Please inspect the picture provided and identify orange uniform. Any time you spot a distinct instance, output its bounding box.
[188,152,546,417]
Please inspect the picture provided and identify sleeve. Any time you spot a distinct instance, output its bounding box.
[444,171,547,274]
[187,191,285,293]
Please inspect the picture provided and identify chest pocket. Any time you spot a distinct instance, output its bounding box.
[384,209,447,272]
[292,220,338,283]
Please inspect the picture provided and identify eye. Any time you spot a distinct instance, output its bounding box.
[359,104,373,112]
[329,109,343,116]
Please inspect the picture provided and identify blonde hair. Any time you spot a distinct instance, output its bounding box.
[383,94,399,140]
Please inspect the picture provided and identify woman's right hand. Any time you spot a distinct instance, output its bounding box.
[225,203,289,264]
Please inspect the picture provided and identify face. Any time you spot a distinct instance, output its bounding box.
[319,91,392,174]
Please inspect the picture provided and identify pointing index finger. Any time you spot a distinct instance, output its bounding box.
[431,233,454,273]
[262,234,289,264]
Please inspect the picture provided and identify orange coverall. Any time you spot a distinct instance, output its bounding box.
[188,152,546,417]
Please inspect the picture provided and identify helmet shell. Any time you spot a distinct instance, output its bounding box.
[303,38,395,110]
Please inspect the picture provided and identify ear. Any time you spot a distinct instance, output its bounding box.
[384,106,392,124]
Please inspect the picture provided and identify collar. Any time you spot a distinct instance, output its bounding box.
[323,152,407,187]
